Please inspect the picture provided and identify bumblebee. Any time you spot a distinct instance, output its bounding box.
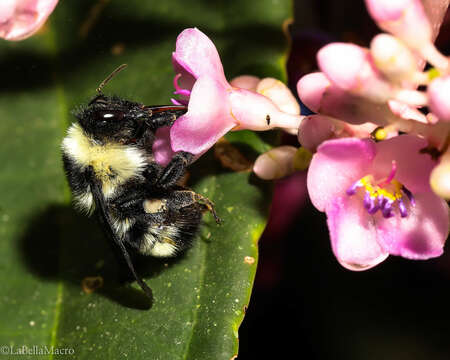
[61,65,219,298]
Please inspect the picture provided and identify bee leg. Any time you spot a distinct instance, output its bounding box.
[156,151,194,188]
[142,162,163,186]
[169,190,221,224]
[147,108,187,129]
[193,193,221,224]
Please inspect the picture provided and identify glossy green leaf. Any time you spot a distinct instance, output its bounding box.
[0,1,291,359]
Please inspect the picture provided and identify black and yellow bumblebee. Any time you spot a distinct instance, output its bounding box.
[61,65,219,298]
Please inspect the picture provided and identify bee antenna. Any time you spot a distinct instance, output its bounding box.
[96,64,128,94]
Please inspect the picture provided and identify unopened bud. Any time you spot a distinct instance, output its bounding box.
[430,152,450,199]
[370,34,425,84]
[253,146,298,180]
[257,78,300,115]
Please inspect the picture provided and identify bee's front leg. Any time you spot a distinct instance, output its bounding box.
[156,151,194,188]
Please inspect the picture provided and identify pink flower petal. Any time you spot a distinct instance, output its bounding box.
[317,43,392,103]
[371,135,435,193]
[326,196,389,271]
[307,138,376,212]
[297,72,330,112]
[375,191,449,259]
[172,28,228,87]
[170,75,235,156]
[229,88,303,131]
[0,0,59,41]
[152,126,175,166]
[428,75,450,122]
[0,0,16,23]
[388,100,428,124]
[365,0,411,22]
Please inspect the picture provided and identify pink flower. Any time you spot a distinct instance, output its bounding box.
[153,28,303,164]
[307,135,449,270]
[0,0,58,41]
[365,0,449,70]
[317,43,428,106]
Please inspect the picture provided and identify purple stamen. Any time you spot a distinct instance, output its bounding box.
[402,186,416,206]
[363,191,371,209]
[367,200,379,214]
[381,199,394,218]
[362,191,379,214]
[398,198,408,218]
[378,195,387,210]
[346,180,362,196]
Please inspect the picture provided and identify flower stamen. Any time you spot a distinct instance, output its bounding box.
[173,73,191,97]
[347,161,415,218]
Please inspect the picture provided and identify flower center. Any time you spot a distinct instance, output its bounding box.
[346,161,415,218]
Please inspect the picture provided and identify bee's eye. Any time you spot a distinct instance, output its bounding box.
[95,110,124,125]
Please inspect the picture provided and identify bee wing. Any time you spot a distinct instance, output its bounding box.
[87,167,153,300]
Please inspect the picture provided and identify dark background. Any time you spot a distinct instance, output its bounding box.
[239,1,450,359]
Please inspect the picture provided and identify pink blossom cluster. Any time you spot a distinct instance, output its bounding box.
[163,1,450,270]
[3,0,449,271]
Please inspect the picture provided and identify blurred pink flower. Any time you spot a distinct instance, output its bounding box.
[307,135,449,270]
[0,0,58,41]
[365,0,449,70]
[428,75,450,122]
[317,43,427,106]
[153,28,303,164]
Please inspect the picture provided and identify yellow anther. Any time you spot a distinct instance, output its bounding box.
[374,128,387,141]
[359,175,404,202]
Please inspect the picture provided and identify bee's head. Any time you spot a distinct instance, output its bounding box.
[74,94,150,143]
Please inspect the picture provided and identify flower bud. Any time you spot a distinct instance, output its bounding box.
[430,152,450,199]
[229,75,260,91]
[298,115,336,152]
[317,43,392,103]
[370,34,424,84]
[253,146,298,180]
[365,0,431,50]
[297,72,329,112]
[256,78,300,115]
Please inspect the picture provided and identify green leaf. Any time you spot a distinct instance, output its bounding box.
[0,1,291,359]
